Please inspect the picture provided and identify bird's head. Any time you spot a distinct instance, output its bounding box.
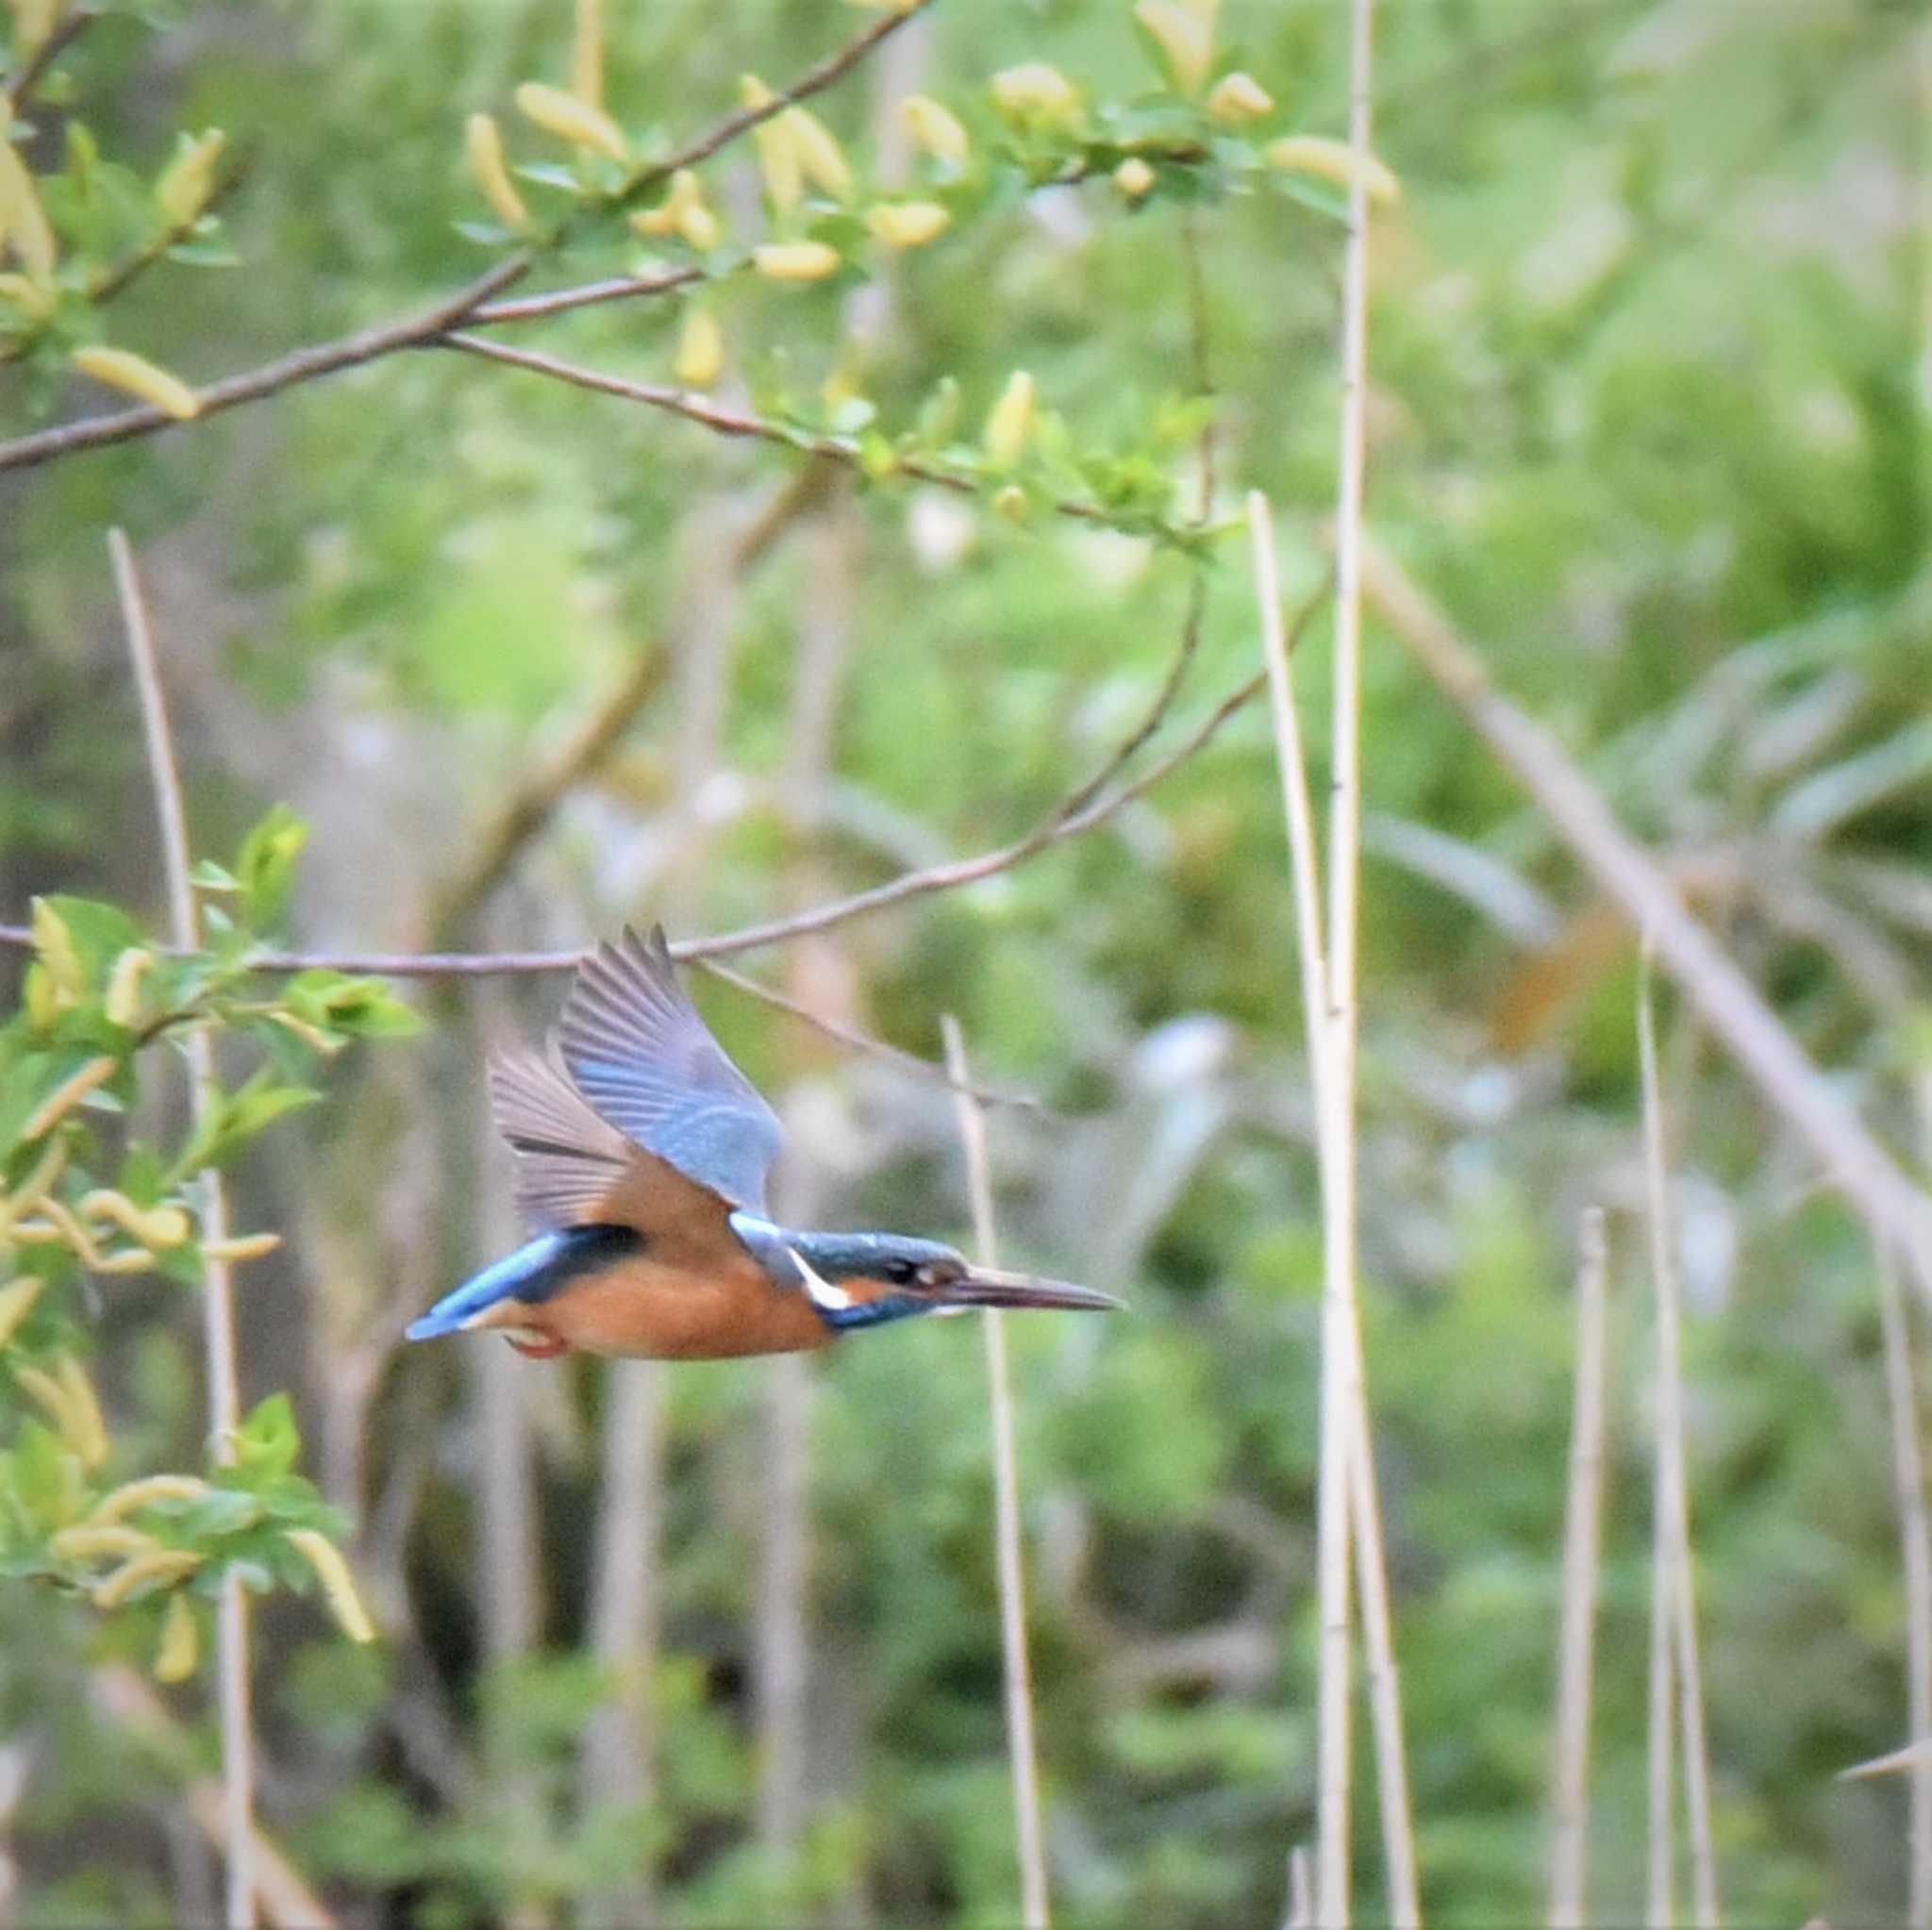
[728,1214,1122,1331]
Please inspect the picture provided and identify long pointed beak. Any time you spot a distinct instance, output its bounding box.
[940,1267,1124,1314]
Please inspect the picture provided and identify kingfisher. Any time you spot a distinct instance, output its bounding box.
[407,925,1122,1359]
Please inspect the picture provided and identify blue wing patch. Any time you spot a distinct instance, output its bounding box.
[557,925,785,1216]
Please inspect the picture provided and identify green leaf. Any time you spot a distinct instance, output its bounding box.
[168,1067,321,1180]
[232,805,309,932]
[231,1392,301,1483]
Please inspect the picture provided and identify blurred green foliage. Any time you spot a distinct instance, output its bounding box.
[3,0,1928,1924]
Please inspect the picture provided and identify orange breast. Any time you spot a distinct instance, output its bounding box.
[509,1252,835,1360]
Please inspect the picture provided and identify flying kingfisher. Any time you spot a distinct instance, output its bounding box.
[407,926,1122,1359]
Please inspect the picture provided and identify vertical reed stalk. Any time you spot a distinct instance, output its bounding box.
[943,1015,1050,1930]
[1551,1206,1609,1930]
[1317,0,1380,1909]
[1638,948,1718,1930]
[1250,494,1417,1925]
[111,528,257,1930]
[1875,1238,1932,1930]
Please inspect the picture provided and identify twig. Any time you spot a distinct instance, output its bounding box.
[111,529,256,1930]
[1283,1845,1314,1930]
[0,587,1328,981]
[1251,495,1417,1929]
[439,331,1115,525]
[1357,541,1932,1306]
[2,5,96,112]
[0,0,934,474]
[1551,1206,1609,1930]
[1638,948,1719,1930]
[697,959,1037,1111]
[466,265,703,327]
[943,1016,1049,1930]
[1875,1237,1932,1930]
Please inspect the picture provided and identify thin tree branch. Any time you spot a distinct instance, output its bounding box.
[696,959,1037,1111]
[1550,1205,1609,1930]
[0,0,934,474]
[438,331,1117,525]
[1357,541,1932,1305]
[0,588,1326,982]
[111,528,256,1930]
[2,5,96,113]
[466,265,704,327]
[943,1016,1050,1930]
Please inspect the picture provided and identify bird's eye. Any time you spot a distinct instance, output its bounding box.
[883,1258,918,1285]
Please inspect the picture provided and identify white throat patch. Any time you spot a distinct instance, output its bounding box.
[791,1247,854,1313]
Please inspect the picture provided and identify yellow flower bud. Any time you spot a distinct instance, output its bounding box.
[632,168,718,249]
[0,271,57,322]
[81,1191,191,1251]
[155,130,226,228]
[154,1590,199,1682]
[14,1358,108,1468]
[53,1523,158,1563]
[1114,158,1156,201]
[284,1529,376,1644]
[87,1474,211,1524]
[991,485,1031,524]
[465,113,529,232]
[92,1547,203,1610]
[9,0,58,59]
[72,348,202,421]
[991,63,1080,130]
[675,307,724,389]
[513,82,629,165]
[899,94,969,168]
[1207,72,1274,124]
[676,197,721,253]
[983,370,1036,467]
[1135,0,1214,97]
[865,201,951,248]
[0,1276,43,1350]
[572,0,605,110]
[202,1231,281,1264]
[782,108,853,201]
[30,896,82,1000]
[749,96,803,216]
[1264,135,1400,208]
[19,1057,118,1142]
[753,241,841,282]
[57,1356,108,1468]
[104,947,153,1029]
[0,136,58,283]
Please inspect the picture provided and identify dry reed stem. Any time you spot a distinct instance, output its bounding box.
[1875,1238,1932,1929]
[1550,1206,1609,1930]
[1249,493,1418,1926]
[943,1016,1050,1929]
[1645,1481,1675,1930]
[1639,949,1719,1930]
[1317,0,1382,1911]
[111,528,256,1929]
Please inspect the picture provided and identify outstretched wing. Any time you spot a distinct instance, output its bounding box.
[486,1045,635,1234]
[556,924,785,1217]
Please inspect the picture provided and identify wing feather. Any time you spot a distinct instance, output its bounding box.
[557,925,785,1215]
